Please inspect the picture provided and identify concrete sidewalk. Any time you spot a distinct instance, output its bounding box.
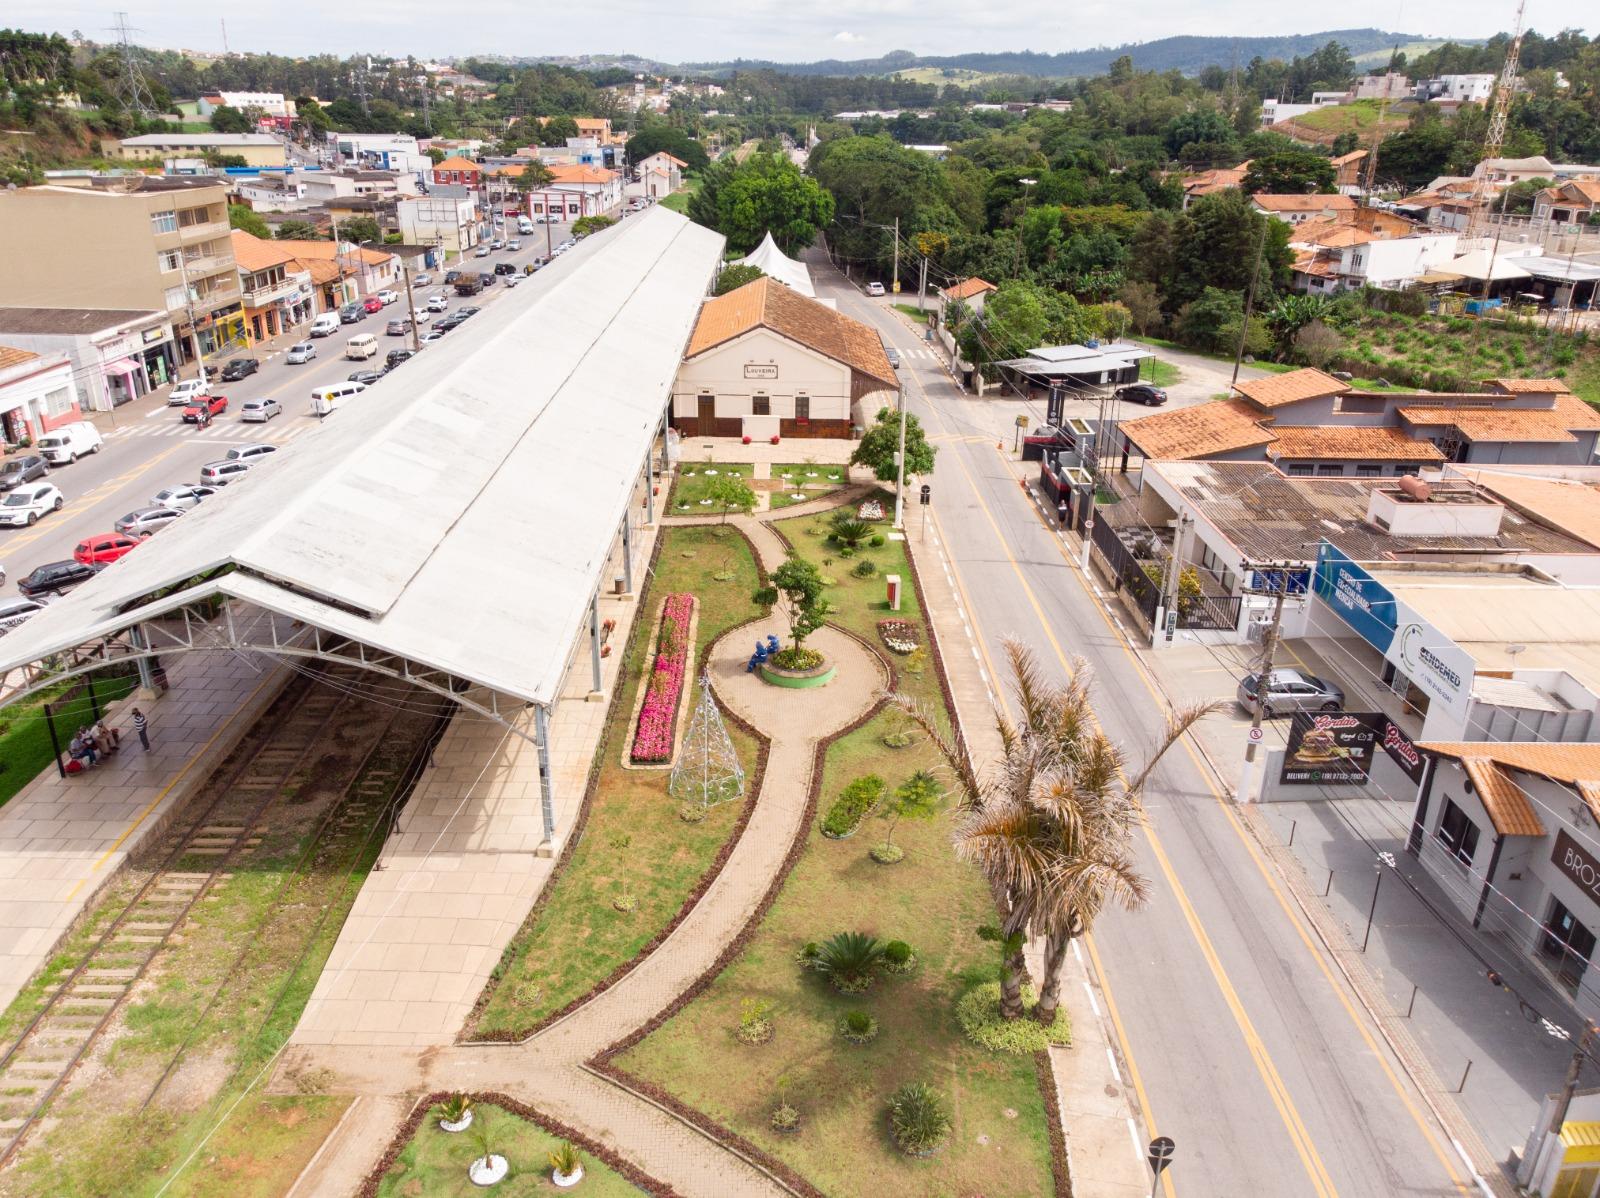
[0,648,289,1015]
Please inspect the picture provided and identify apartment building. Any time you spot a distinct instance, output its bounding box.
[0,178,245,370]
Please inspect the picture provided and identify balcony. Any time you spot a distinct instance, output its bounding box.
[176,218,229,244]
[241,276,309,308]
[181,253,233,277]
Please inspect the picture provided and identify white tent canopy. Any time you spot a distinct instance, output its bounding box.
[736,232,815,297]
[1444,248,1533,282]
[0,208,725,708]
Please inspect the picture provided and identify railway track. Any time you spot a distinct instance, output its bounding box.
[0,663,378,1162]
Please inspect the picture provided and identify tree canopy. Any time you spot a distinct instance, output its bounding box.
[688,153,833,254]
[228,204,270,239]
[851,405,937,483]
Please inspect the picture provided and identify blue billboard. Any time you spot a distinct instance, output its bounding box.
[1313,543,1399,653]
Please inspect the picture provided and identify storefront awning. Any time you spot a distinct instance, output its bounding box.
[102,357,141,377]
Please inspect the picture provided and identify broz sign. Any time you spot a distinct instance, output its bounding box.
[1553,830,1600,912]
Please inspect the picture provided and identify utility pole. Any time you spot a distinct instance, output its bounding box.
[1232,215,1269,386]
[917,255,928,313]
[891,216,900,295]
[109,12,157,117]
[893,387,908,530]
[401,260,421,353]
[1238,566,1290,802]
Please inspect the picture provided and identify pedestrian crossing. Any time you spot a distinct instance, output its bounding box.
[894,346,942,362]
[105,419,319,445]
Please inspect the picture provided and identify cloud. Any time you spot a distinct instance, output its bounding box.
[833,30,863,42]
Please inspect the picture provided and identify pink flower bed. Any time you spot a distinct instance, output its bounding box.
[630,593,694,763]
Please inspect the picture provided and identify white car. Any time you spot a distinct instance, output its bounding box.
[0,482,64,527]
[503,274,523,288]
[225,443,278,464]
[412,273,431,287]
[0,596,47,638]
[420,331,446,344]
[239,397,282,422]
[507,239,522,250]
[426,294,450,312]
[866,282,886,297]
[151,484,217,510]
[168,379,208,407]
[377,289,400,305]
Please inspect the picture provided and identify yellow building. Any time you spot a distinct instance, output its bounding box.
[108,133,289,168]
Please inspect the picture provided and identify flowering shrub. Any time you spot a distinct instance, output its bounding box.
[877,620,920,654]
[630,594,694,763]
[858,500,884,520]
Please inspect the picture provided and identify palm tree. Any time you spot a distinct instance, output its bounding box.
[895,639,1217,1024]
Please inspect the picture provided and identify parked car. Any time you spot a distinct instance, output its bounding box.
[17,560,100,599]
[434,316,465,333]
[182,395,228,422]
[362,295,384,314]
[239,398,282,423]
[115,505,185,536]
[0,482,64,527]
[866,282,886,297]
[507,239,522,250]
[385,348,415,368]
[885,347,901,369]
[1236,669,1346,719]
[339,302,365,324]
[150,484,216,510]
[456,306,481,318]
[489,238,504,250]
[168,379,208,406]
[36,422,102,464]
[1115,384,1168,407]
[377,289,400,305]
[0,455,49,492]
[219,356,259,382]
[385,318,411,336]
[426,294,450,312]
[0,595,48,637]
[412,273,431,287]
[474,245,492,258]
[74,533,141,565]
[226,443,277,464]
[347,370,384,385]
[199,459,252,485]
[286,341,317,364]
[420,331,446,344]
[309,313,340,337]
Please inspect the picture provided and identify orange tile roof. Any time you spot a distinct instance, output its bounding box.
[1453,470,1600,550]
[299,258,344,285]
[230,229,297,273]
[434,156,481,173]
[546,164,615,185]
[1421,740,1600,834]
[1266,425,1444,462]
[1118,398,1275,460]
[0,345,41,371]
[1251,194,1358,213]
[1331,149,1368,166]
[685,276,896,388]
[273,239,393,267]
[1485,378,1570,393]
[1462,757,1547,837]
[1233,367,1349,409]
[941,277,996,302]
[1398,405,1580,444]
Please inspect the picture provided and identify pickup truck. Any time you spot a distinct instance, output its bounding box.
[454,276,483,296]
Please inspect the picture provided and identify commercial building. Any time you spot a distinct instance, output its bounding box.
[0,178,245,370]
[431,156,483,188]
[672,276,897,440]
[396,194,481,259]
[197,91,292,118]
[0,347,83,445]
[109,133,288,168]
[325,133,422,173]
[0,307,177,410]
[230,232,315,342]
[521,164,623,223]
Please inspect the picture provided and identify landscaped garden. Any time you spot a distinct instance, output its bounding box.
[669,461,755,511]
[0,667,137,807]
[468,525,766,1038]
[767,462,852,511]
[605,502,1066,1196]
[372,1097,641,1197]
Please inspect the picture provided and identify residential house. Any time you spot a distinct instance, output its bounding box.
[108,133,287,167]
[0,346,83,445]
[1351,72,1411,100]
[299,169,420,205]
[1332,149,1369,192]
[1182,163,1249,208]
[431,156,483,188]
[270,240,397,311]
[0,178,244,368]
[1395,182,1484,232]
[1472,156,1559,186]
[1417,74,1496,104]
[520,164,623,223]
[0,307,176,409]
[1251,193,1359,225]
[1289,214,1459,293]
[672,276,898,439]
[1119,370,1600,475]
[575,118,618,145]
[636,151,685,198]
[230,232,314,342]
[936,277,996,324]
[1533,179,1600,225]
[397,194,481,259]
[235,174,307,212]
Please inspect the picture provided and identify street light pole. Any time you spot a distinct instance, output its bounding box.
[893,385,908,530]
[1238,565,1290,802]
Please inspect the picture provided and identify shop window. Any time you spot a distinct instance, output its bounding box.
[1436,798,1480,867]
[1541,898,1597,995]
[43,387,72,417]
[752,394,770,416]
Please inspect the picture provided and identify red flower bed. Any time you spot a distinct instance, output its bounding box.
[631,593,694,763]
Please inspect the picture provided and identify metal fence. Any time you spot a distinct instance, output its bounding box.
[1179,592,1243,632]
[1090,518,1160,624]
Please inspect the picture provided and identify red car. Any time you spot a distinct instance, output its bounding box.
[362,295,383,314]
[182,395,228,422]
[73,533,141,565]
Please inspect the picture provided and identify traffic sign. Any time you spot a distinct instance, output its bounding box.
[919,484,931,506]
[1247,726,1264,743]
[1148,1135,1176,1177]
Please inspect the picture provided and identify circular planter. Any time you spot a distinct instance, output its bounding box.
[469,1154,509,1186]
[439,1110,474,1133]
[760,659,836,689]
[553,1165,585,1189]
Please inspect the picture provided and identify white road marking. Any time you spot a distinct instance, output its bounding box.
[1083,980,1102,1019]
[1106,1046,1124,1084]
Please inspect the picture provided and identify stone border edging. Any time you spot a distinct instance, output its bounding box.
[460,528,772,1045]
[354,1090,689,1198]
[618,597,700,772]
[1035,1051,1073,1197]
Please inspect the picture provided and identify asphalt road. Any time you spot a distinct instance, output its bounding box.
[0,220,580,601]
[812,262,1480,1197]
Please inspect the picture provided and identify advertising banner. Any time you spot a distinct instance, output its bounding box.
[1380,717,1427,785]
[1280,711,1381,785]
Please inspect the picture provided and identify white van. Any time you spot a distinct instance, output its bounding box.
[309,313,341,338]
[345,334,378,361]
[517,216,534,235]
[310,380,366,417]
[35,422,103,465]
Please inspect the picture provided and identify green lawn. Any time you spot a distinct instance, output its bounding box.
[377,1102,640,1197]
[669,462,756,512]
[469,526,766,1037]
[613,504,1057,1196]
[658,177,700,216]
[892,303,930,324]
[1138,357,1180,387]
[766,462,851,511]
[0,670,138,808]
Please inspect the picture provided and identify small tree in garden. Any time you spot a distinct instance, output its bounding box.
[754,554,830,650]
[872,769,944,863]
[706,474,757,525]
[851,405,937,483]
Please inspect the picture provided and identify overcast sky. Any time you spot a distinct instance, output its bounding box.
[9,2,1560,64]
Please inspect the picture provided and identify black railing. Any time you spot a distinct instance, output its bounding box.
[1091,519,1160,623]
[1180,592,1243,632]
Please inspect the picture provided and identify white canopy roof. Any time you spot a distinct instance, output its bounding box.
[737,232,815,298]
[0,207,725,706]
[1444,248,1533,282]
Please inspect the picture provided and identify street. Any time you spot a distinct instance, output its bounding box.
[0,219,579,601]
[811,259,1480,1197]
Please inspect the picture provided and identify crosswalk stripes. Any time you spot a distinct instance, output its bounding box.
[106,420,314,444]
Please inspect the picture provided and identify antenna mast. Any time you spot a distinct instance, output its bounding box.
[1469,0,1528,235]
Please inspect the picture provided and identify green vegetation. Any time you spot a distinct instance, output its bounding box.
[1281,98,1410,138]
[471,526,764,1036]
[820,775,885,838]
[670,462,754,510]
[657,176,700,215]
[893,303,930,323]
[0,670,137,808]
[768,462,850,511]
[377,1103,639,1197]
[1140,357,1181,387]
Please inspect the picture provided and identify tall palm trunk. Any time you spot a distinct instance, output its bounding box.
[999,905,1030,1021]
[1034,920,1078,1026]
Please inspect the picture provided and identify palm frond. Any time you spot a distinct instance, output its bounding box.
[1003,637,1059,738]
[1123,700,1225,798]
[887,690,985,811]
